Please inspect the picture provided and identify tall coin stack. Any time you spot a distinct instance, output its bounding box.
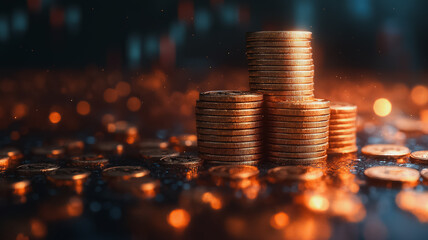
[196,91,264,165]
[328,102,358,154]
[246,31,314,101]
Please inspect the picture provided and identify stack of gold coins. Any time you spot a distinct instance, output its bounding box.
[265,99,330,164]
[196,90,263,165]
[328,102,358,154]
[246,31,314,101]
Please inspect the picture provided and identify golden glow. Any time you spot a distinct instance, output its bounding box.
[12,103,28,119]
[270,212,289,229]
[76,101,91,115]
[411,85,428,106]
[396,190,428,222]
[101,114,115,126]
[30,219,47,238]
[284,215,331,240]
[225,217,246,237]
[127,97,141,112]
[116,81,131,97]
[103,88,118,103]
[49,112,61,124]
[201,192,222,210]
[421,109,428,123]
[307,195,329,212]
[373,98,392,117]
[167,209,191,229]
[66,197,83,217]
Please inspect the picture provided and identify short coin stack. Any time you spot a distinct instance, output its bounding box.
[196,91,263,165]
[265,99,330,164]
[328,102,358,154]
[246,31,314,101]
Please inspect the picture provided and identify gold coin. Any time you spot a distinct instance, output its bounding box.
[247,47,312,54]
[330,102,357,114]
[197,134,261,142]
[196,100,263,109]
[249,76,313,84]
[267,132,329,140]
[197,128,262,136]
[361,144,410,157]
[199,90,263,102]
[140,149,179,159]
[199,153,262,162]
[329,112,357,119]
[364,166,419,184]
[329,117,356,124]
[69,154,109,168]
[205,160,259,166]
[249,70,314,78]
[265,99,330,109]
[329,123,356,130]
[248,59,314,66]
[196,115,262,123]
[249,65,314,71]
[267,156,327,165]
[266,108,330,116]
[421,168,428,180]
[47,168,91,183]
[267,126,329,134]
[199,146,262,155]
[246,40,311,47]
[409,150,428,163]
[246,31,312,39]
[329,128,357,135]
[267,166,323,182]
[269,150,327,158]
[267,120,329,128]
[252,89,314,96]
[196,121,262,129]
[263,95,315,102]
[195,108,262,116]
[328,134,356,141]
[268,114,330,122]
[250,83,314,90]
[102,166,150,180]
[247,53,313,60]
[268,137,328,145]
[327,145,358,154]
[158,155,202,167]
[208,165,259,179]
[198,140,262,148]
[16,163,60,175]
[267,143,328,152]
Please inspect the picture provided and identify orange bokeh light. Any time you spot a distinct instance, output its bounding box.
[49,112,61,124]
[307,195,329,212]
[410,85,428,106]
[270,212,289,229]
[103,88,118,103]
[201,192,222,210]
[167,209,191,229]
[373,98,392,117]
[12,103,28,119]
[127,97,141,112]
[116,81,131,97]
[30,219,47,238]
[76,101,91,115]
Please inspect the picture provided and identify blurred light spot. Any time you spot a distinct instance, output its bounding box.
[15,233,29,240]
[12,103,28,119]
[307,195,329,212]
[116,81,131,97]
[169,21,187,45]
[144,35,158,57]
[127,97,141,112]
[195,9,211,33]
[421,109,428,123]
[66,197,83,217]
[66,6,81,34]
[347,0,372,20]
[30,219,46,238]
[104,88,118,103]
[49,112,61,124]
[373,98,392,117]
[167,209,190,229]
[102,114,115,125]
[178,0,194,23]
[270,212,289,229]
[28,0,42,13]
[0,16,9,42]
[294,0,314,28]
[10,131,20,141]
[76,101,91,115]
[220,4,238,25]
[50,7,65,28]
[225,217,245,237]
[160,36,176,68]
[12,10,28,34]
[411,85,428,106]
[201,192,222,210]
[127,34,141,68]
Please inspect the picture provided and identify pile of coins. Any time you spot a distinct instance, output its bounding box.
[265,99,330,164]
[246,31,314,101]
[328,102,358,154]
[196,91,263,165]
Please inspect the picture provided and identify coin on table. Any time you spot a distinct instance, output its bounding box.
[249,70,314,78]
[262,95,315,102]
[409,151,428,164]
[267,143,329,153]
[196,121,262,130]
[196,115,263,123]
[16,163,60,175]
[249,76,313,84]
[248,59,314,66]
[140,149,179,160]
[327,145,358,154]
[268,114,330,122]
[329,128,357,135]
[269,150,327,158]
[265,99,330,109]
[267,120,329,128]
[266,108,330,116]
[268,137,329,145]
[209,165,259,180]
[364,166,419,184]
[199,153,262,162]
[199,90,263,103]
[267,166,323,182]
[196,128,262,136]
[248,65,314,71]
[195,108,262,116]
[197,134,261,142]
[47,168,91,183]
[267,156,327,165]
[138,139,169,149]
[198,140,262,149]
[246,40,311,47]
[246,31,312,39]
[69,154,109,168]
[361,144,410,157]
[102,166,150,180]
[267,126,329,134]
[247,47,312,54]
[247,53,313,60]
[158,155,202,167]
[250,83,314,91]
[421,168,428,180]
[196,100,263,110]
[267,132,329,140]
[199,146,262,155]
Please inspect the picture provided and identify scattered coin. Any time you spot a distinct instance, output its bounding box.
[409,150,428,164]
[421,168,428,180]
[47,168,91,185]
[158,155,202,167]
[102,166,150,180]
[361,144,410,157]
[16,163,60,175]
[364,166,419,184]
[267,166,323,182]
[69,154,109,168]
